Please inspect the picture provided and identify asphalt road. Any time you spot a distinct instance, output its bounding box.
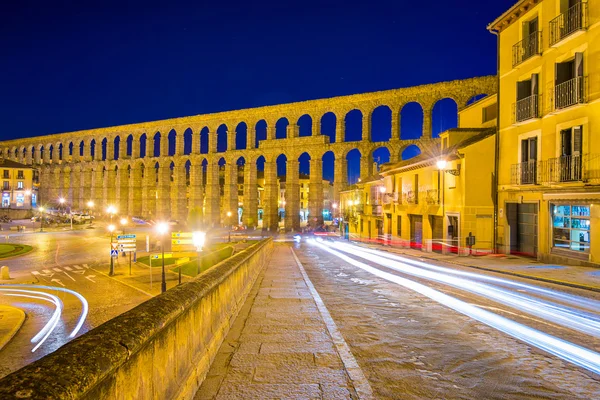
[294,238,600,399]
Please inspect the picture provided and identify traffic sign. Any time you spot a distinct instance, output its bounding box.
[117,234,137,240]
[110,249,119,257]
[172,232,193,238]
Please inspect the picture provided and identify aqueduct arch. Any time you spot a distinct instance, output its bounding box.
[0,76,496,231]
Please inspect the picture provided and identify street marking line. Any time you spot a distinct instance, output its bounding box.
[85,275,96,283]
[73,265,83,270]
[52,268,62,273]
[82,264,89,269]
[63,271,76,282]
[64,266,73,271]
[42,269,52,274]
[89,267,153,298]
[290,247,374,400]
[31,271,40,275]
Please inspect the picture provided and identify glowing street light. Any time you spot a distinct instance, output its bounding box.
[38,206,45,232]
[108,224,116,276]
[120,217,128,234]
[226,211,232,242]
[192,231,206,276]
[156,222,169,293]
[436,159,448,170]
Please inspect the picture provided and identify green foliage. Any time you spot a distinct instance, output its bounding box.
[171,246,234,277]
[0,244,33,258]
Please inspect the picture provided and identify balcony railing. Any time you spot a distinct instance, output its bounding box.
[425,189,439,205]
[513,95,541,123]
[371,204,383,216]
[511,154,600,185]
[511,160,538,185]
[554,76,586,110]
[549,1,587,46]
[512,31,542,67]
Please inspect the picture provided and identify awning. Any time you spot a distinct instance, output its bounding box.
[543,192,600,201]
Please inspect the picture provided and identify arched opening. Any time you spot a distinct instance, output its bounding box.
[432,98,458,138]
[68,142,74,157]
[298,152,310,177]
[154,162,160,184]
[153,132,161,157]
[236,122,247,150]
[371,105,392,142]
[467,93,487,106]
[401,145,421,160]
[346,149,361,184]
[139,134,147,158]
[101,139,108,160]
[183,128,193,155]
[275,118,288,140]
[321,112,336,143]
[255,120,267,148]
[322,151,335,183]
[372,147,391,173]
[217,124,228,153]
[169,161,175,182]
[200,127,209,154]
[344,109,362,142]
[58,143,63,160]
[201,158,208,186]
[400,102,424,140]
[298,114,312,137]
[168,129,177,156]
[114,136,121,160]
[276,154,287,178]
[90,140,95,159]
[126,135,134,157]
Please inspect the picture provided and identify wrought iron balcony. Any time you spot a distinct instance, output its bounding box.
[549,1,587,46]
[425,189,439,205]
[539,155,583,183]
[554,76,586,110]
[510,160,538,185]
[371,204,383,216]
[512,31,542,67]
[513,95,541,123]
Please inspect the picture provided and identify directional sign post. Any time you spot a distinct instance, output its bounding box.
[117,234,137,275]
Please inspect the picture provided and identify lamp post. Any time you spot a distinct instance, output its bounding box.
[227,211,232,242]
[120,217,128,234]
[87,201,95,219]
[192,231,206,276]
[59,197,72,230]
[108,224,115,276]
[39,206,45,232]
[157,222,168,293]
[106,205,116,224]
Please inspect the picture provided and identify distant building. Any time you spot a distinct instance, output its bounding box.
[0,158,39,218]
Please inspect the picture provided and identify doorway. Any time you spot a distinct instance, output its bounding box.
[447,215,459,254]
[506,202,538,257]
[410,215,423,250]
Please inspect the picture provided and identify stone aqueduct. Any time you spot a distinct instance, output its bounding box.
[0,76,495,231]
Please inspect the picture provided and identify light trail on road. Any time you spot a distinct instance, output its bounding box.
[328,241,600,337]
[0,289,62,352]
[309,239,600,375]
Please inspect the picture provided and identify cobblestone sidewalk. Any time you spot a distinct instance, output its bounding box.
[195,244,369,400]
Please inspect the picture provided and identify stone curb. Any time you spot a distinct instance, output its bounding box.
[0,306,26,351]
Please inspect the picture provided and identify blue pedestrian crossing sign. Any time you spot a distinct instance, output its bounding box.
[110,249,119,257]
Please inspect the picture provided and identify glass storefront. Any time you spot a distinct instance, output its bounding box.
[552,204,590,253]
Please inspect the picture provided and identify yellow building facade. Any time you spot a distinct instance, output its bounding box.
[340,95,498,253]
[0,158,39,218]
[489,0,600,265]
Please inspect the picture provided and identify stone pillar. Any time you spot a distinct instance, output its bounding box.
[38,167,50,203]
[71,166,82,210]
[333,157,347,207]
[191,130,200,154]
[81,167,92,208]
[92,167,105,210]
[91,140,100,161]
[309,159,324,228]
[335,116,344,143]
[106,139,115,161]
[160,132,169,157]
[313,117,320,136]
[118,137,127,159]
[360,156,372,181]
[263,161,279,231]
[189,163,204,226]
[156,165,170,219]
[175,133,184,156]
[285,160,300,232]
[266,123,276,141]
[52,144,61,164]
[61,167,72,204]
[423,106,432,138]
[130,135,139,159]
[34,147,41,164]
[146,136,155,158]
[129,166,143,217]
[43,145,51,164]
[25,148,32,165]
[205,160,221,226]
[227,129,236,152]
[391,108,400,140]
[105,167,117,209]
[116,168,129,216]
[247,124,256,150]
[222,163,238,225]
[142,166,156,219]
[362,113,371,142]
[208,129,217,154]
[286,124,299,139]
[171,164,188,222]
[243,162,257,227]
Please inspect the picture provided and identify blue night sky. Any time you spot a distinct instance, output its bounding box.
[1,0,514,182]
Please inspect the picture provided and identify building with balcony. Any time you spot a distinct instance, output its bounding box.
[340,95,498,252]
[0,158,39,218]
[488,0,599,265]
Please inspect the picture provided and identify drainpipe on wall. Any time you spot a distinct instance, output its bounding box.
[488,27,500,254]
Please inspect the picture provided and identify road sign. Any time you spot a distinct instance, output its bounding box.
[172,232,193,238]
[117,234,137,253]
[117,234,137,240]
[110,249,119,257]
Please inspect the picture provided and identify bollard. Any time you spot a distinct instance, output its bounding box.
[1,266,10,280]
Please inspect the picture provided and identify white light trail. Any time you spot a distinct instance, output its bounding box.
[310,239,600,375]
[1,284,88,338]
[0,289,63,353]
[328,242,600,337]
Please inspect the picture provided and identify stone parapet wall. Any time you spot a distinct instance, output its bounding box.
[0,238,274,399]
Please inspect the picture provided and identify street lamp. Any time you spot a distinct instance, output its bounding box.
[227,211,232,242]
[106,205,116,224]
[59,197,73,230]
[157,222,169,293]
[108,224,116,276]
[39,206,45,232]
[87,201,95,217]
[192,231,206,276]
[120,217,128,234]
